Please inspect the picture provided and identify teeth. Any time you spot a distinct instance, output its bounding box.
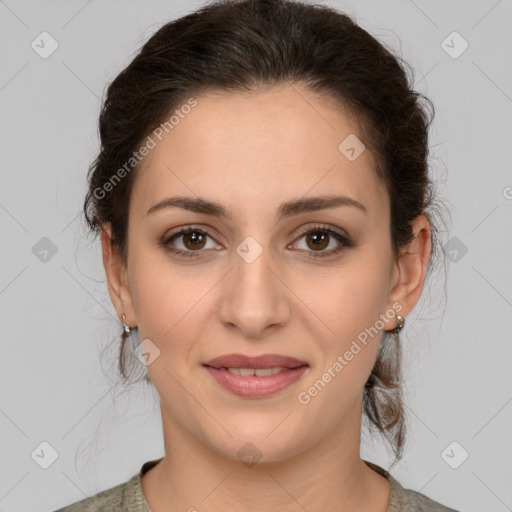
[226,367,285,376]
[254,368,273,377]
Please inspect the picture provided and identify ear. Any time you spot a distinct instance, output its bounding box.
[382,215,432,330]
[101,223,136,328]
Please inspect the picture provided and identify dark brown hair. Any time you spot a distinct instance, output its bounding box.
[83,0,444,465]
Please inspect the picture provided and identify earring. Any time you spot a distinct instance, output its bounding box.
[387,314,405,334]
[122,314,131,334]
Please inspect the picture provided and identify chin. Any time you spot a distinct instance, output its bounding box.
[201,423,311,467]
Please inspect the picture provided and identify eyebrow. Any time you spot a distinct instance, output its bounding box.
[146,194,368,219]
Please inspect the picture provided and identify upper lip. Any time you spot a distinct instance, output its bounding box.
[203,353,309,369]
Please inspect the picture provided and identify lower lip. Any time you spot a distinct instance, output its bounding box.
[203,366,308,398]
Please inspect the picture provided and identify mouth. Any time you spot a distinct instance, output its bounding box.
[202,353,309,398]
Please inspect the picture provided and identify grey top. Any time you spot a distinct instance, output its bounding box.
[54,458,460,512]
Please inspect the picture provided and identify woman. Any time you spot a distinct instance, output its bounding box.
[56,0,459,510]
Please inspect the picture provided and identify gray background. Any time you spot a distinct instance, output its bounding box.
[1,0,511,511]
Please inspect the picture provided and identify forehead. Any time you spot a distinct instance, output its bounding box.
[131,85,387,220]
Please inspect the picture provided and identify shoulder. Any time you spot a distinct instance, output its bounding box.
[388,473,461,512]
[363,459,460,512]
[396,485,461,511]
[53,474,147,512]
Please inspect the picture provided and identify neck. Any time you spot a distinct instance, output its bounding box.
[141,401,390,512]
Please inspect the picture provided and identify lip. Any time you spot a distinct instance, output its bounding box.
[203,353,308,369]
[202,353,309,398]
[204,366,308,398]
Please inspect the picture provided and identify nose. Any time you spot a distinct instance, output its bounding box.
[218,240,290,340]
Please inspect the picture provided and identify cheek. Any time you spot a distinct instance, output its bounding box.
[128,248,220,362]
[307,257,391,348]
[298,251,392,404]
[131,273,202,343]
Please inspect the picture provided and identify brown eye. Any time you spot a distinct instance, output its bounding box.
[162,227,218,257]
[305,231,330,251]
[293,225,353,259]
[182,231,207,250]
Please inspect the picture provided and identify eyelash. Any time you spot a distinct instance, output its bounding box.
[160,224,354,260]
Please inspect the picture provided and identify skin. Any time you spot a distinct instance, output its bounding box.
[102,83,431,511]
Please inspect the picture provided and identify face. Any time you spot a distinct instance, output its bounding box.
[105,84,425,464]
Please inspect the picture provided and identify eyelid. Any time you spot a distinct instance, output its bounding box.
[161,223,353,258]
[288,223,354,259]
[292,223,351,243]
[163,224,223,244]
[161,225,222,254]
[164,223,351,243]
